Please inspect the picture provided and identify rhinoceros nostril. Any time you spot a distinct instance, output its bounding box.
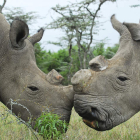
[91,108,99,120]
[28,86,39,91]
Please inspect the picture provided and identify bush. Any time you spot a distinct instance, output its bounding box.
[34,112,68,140]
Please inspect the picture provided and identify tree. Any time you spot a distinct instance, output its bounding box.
[0,0,6,13]
[92,43,119,59]
[0,0,39,26]
[104,44,119,59]
[46,0,116,69]
[3,7,39,25]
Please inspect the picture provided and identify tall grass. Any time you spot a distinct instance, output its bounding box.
[0,102,140,140]
[0,102,43,140]
[65,109,140,140]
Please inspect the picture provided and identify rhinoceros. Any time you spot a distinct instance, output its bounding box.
[0,13,74,128]
[71,15,140,131]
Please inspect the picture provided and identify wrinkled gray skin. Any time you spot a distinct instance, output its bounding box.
[71,15,140,131]
[0,13,74,128]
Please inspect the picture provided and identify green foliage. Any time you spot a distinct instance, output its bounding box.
[34,43,49,74]
[93,43,105,57]
[104,48,115,58]
[34,43,70,84]
[35,44,69,73]
[93,43,119,59]
[34,42,119,85]
[34,112,68,140]
[104,44,119,59]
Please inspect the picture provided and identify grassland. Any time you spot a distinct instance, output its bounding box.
[0,102,140,140]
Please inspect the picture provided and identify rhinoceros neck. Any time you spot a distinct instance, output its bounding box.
[0,14,10,50]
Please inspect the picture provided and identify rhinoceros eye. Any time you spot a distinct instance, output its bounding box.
[117,76,128,82]
[28,86,39,91]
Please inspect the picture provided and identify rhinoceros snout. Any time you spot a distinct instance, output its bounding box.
[71,69,92,92]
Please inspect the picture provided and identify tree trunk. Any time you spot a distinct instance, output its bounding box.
[0,0,6,13]
[83,51,87,69]
[68,56,73,84]
[87,49,94,68]
[78,46,83,69]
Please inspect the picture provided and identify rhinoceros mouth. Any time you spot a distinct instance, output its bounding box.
[74,99,113,131]
[82,118,108,131]
[81,110,108,131]
[83,119,98,128]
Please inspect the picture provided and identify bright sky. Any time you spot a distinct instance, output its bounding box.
[1,0,140,51]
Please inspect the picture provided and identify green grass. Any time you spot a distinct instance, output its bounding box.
[0,102,140,140]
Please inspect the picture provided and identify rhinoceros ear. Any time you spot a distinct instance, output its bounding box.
[28,28,44,45]
[10,19,29,50]
[111,15,131,40]
[89,55,108,71]
[123,22,140,41]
